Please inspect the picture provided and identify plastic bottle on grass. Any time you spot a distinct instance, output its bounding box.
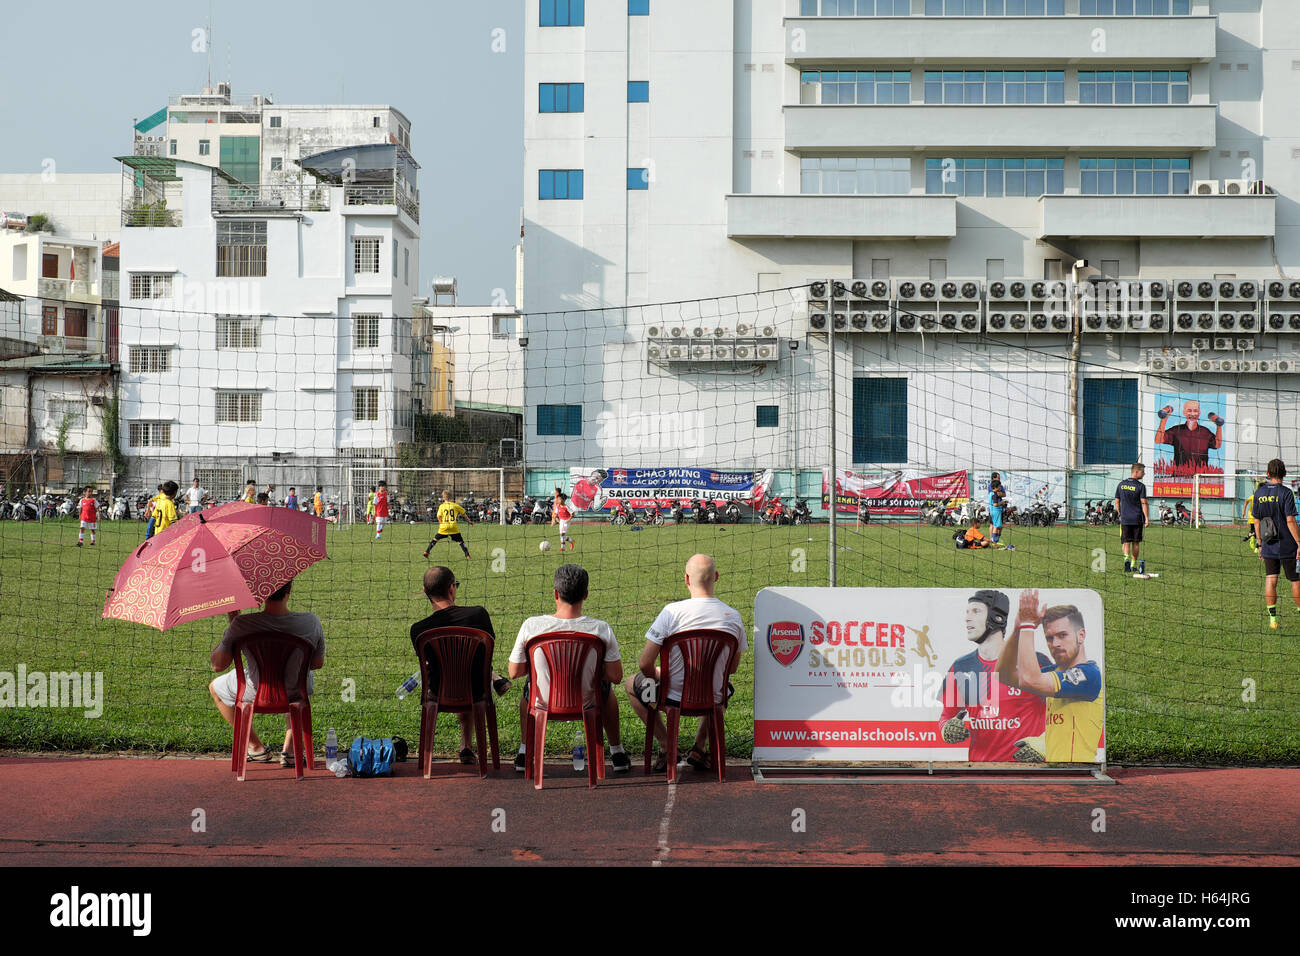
[396,671,420,700]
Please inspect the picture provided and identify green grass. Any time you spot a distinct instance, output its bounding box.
[1,516,1298,763]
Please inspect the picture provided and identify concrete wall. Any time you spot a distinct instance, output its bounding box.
[0,175,122,243]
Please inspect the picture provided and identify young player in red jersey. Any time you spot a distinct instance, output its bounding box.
[936,590,1049,763]
[77,486,98,546]
[374,480,390,540]
[553,488,575,551]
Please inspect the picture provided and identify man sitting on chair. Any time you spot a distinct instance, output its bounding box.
[208,578,325,768]
[625,554,746,773]
[411,566,512,766]
[507,564,629,774]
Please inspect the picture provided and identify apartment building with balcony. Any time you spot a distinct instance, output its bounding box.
[0,229,106,355]
[522,0,1300,492]
[116,150,420,487]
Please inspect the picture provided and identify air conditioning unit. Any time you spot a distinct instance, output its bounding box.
[831,280,849,298]
[1175,355,1196,372]
[1197,357,1214,373]
[1194,180,1221,195]
[1257,359,1275,373]
[1177,313,1196,331]
[1223,179,1249,195]
[1240,360,1259,373]
[647,342,663,359]
[690,343,713,360]
[1083,312,1105,331]
[987,311,1008,331]
[870,311,891,331]
[1196,312,1217,331]
[647,325,664,338]
[1009,312,1030,331]
[918,314,940,332]
[832,312,849,331]
[809,312,829,331]
[734,344,752,360]
[1216,313,1238,332]
[809,281,828,298]
[1216,359,1240,372]
[1268,312,1300,333]
[938,311,959,331]
[1219,280,1259,300]
[734,323,751,337]
[1237,338,1255,351]
[1268,280,1300,301]
[917,281,938,300]
[1146,312,1167,331]
[1238,311,1259,331]
[1213,337,1233,351]
[691,326,708,338]
[1192,337,1211,351]
[758,325,777,338]
[712,326,729,338]
[896,312,918,332]
[1277,359,1295,373]
[849,279,890,300]
[1127,312,1155,332]
[1048,312,1071,332]
[897,280,918,299]
[667,344,687,361]
[1031,280,1068,301]
[755,342,778,360]
[668,326,687,339]
[959,311,981,332]
[713,344,732,360]
[1148,354,1170,372]
[938,280,981,301]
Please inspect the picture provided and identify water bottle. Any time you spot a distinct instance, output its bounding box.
[396,671,421,700]
[325,728,338,771]
[572,729,586,772]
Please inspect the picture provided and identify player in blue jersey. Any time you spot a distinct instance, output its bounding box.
[1251,458,1300,629]
[987,475,1007,547]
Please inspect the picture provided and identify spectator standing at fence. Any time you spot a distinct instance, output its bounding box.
[184,479,207,515]
[625,554,745,773]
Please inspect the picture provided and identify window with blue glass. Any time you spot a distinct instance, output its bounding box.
[540,0,584,26]
[539,169,584,200]
[924,70,1064,105]
[924,0,1065,12]
[538,404,583,436]
[1081,0,1189,14]
[802,0,912,12]
[756,406,780,428]
[1079,71,1189,105]
[540,83,584,113]
[1082,379,1137,465]
[800,71,911,105]
[925,158,1064,196]
[1080,158,1191,195]
[629,0,650,13]
[853,378,908,464]
[627,168,649,190]
[628,81,649,103]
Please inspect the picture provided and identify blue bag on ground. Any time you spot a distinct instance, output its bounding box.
[347,737,396,777]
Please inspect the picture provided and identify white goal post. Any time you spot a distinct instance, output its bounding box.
[1191,472,1265,529]
[346,467,507,526]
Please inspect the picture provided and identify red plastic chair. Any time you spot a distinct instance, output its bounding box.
[229,631,317,781]
[522,631,607,790]
[413,626,500,778]
[643,629,739,783]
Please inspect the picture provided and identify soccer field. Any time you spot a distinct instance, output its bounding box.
[1,516,1297,763]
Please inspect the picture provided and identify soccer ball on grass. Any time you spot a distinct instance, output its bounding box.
[539,540,551,552]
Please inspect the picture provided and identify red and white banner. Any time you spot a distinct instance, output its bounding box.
[821,468,969,515]
[753,587,1106,766]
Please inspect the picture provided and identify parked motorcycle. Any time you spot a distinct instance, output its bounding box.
[642,503,665,526]
[857,501,871,524]
[790,498,812,526]
[608,500,632,526]
[109,495,129,521]
[670,500,685,525]
[723,501,742,524]
[704,500,720,524]
[508,500,526,525]
[692,498,708,525]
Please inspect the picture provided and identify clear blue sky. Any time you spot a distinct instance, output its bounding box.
[0,0,524,305]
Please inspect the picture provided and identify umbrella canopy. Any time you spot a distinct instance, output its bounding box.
[103,502,329,631]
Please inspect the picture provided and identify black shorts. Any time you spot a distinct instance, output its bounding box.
[1263,555,1300,581]
[1120,524,1143,544]
[432,532,465,543]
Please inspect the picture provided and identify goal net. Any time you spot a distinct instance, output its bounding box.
[345,467,507,527]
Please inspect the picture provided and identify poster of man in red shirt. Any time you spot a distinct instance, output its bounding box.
[1150,392,1233,498]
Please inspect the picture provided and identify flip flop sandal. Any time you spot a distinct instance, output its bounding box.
[651,754,668,774]
[685,747,711,772]
[246,748,274,763]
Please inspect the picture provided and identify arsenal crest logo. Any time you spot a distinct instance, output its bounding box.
[767,621,804,667]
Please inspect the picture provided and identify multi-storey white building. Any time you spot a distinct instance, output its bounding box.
[521,0,1300,511]
[0,175,122,243]
[117,147,420,496]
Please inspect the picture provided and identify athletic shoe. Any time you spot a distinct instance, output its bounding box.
[492,675,512,697]
[610,750,631,774]
[514,751,527,773]
[76,541,82,547]
[280,751,296,768]
[422,551,430,559]
[1270,619,1280,630]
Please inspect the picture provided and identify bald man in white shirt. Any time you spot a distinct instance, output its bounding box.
[626,554,747,773]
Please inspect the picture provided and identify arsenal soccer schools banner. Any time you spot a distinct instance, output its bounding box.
[754,587,1106,766]
[821,468,969,515]
[566,467,773,510]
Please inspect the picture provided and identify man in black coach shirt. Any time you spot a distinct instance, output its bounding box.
[1250,459,1300,630]
[1114,462,1150,575]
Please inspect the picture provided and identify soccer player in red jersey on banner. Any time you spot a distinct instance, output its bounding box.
[77,486,98,546]
[553,488,575,551]
[373,480,390,541]
[936,590,1048,763]
[569,469,607,511]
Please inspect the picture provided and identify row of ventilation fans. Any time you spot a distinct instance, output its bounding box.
[1148,352,1296,374]
[646,323,779,339]
[809,278,1300,302]
[646,340,780,363]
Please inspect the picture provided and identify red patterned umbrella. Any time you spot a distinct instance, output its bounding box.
[102,502,329,631]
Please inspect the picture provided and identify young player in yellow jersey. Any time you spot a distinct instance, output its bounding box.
[996,589,1104,763]
[423,490,471,560]
[150,481,179,538]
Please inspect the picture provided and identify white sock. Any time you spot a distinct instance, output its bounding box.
[517,745,527,755]
[610,744,625,755]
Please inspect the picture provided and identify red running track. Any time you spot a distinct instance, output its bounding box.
[1,756,1297,866]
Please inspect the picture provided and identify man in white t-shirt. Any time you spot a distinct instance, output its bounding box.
[508,563,629,774]
[184,479,208,514]
[626,553,746,773]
